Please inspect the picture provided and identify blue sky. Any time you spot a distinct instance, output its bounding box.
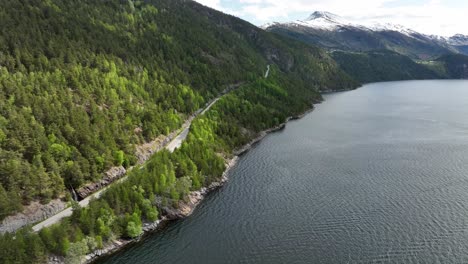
[194,0,467,36]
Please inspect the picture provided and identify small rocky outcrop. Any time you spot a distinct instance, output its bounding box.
[84,240,131,264]
[135,135,168,164]
[0,199,66,234]
[47,255,64,264]
[77,166,127,199]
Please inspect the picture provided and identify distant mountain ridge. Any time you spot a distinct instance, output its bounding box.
[264,11,468,60]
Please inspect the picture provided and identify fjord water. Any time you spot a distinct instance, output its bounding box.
[100,81,468,263]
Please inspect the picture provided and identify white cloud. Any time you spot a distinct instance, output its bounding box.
[194,0,468,36]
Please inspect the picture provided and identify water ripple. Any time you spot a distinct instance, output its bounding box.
[99,81,468,264]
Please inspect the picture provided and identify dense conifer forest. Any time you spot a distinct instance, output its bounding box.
[0,0,358,262]
[0,0,356,219]
[331,50,447,83]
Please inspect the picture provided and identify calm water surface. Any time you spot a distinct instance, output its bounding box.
[99,81,468,263]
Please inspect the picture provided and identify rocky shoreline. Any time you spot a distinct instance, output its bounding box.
[47,105,316,264]
[75,156,239,264]
[234,106,315,155]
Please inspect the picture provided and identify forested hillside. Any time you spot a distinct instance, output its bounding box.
[436,54,468,79]
[331,50,446,83]
[263,13,468,83]
[0,0,360,262]
[0,0,357,221]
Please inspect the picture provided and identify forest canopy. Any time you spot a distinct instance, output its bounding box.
[0,0,358,262]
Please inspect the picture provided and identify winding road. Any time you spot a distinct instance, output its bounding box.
[32,85,238,232]
[32,176,129,231]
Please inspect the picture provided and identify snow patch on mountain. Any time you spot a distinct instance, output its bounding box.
[264,11,420,37]
[428,34,468,46]
[290,11,363,31]
[367,22,419,37]
[260,22,280,30]
[447,34,468,45]
[262,11,467,48]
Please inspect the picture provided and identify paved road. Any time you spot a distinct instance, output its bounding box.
[32,175,130,232]
[165,121,192,152]
[32,207,73,232]
[166,95,223,152]
[264,65,270,78]
[201,97,221,115]
[32,86,235,232]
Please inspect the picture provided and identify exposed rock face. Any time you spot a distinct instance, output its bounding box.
[83,240,131,264]
[47,255,64,264]
[0,199,66,233]
[135,135,171,164]
[77,166,127,199]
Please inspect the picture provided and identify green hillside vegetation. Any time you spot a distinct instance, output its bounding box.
[330,50,446,83]
[0,66,349,263]
[0,0,359,262]
[417,60,449,77]
[0,0,357,221]
[436,54,468,79]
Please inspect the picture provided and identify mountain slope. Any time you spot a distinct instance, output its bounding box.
[331,50,447,83]
[264,11,460,60]
[439,34,468,54]
[436,54,468,79]
[0,0,363,262]
[0,0,357,223]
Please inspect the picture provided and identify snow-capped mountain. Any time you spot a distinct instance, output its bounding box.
[367,23,420,37]
[265,11,359,31]
[446,34,468,46]
[263,11,467,60]
[266,11,418,35]
[294,11,358,30]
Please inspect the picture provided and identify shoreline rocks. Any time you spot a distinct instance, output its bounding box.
[82,156,239,264]
[84,106,317,264]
